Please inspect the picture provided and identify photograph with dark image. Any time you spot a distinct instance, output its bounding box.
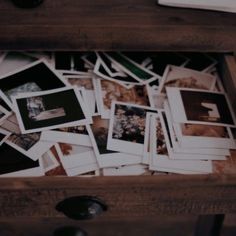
[14,88,88,133]
[0,132,5,143]
[55,126,88,135]
[181,124,229,138]
[112,104,146,144]
[180,90,235,125]
[8,132,41,151]
[91,116,116,154]
[156,117,168,155]
[231,128,236,140]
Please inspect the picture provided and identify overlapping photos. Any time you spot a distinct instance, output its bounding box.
[0,51,236,177]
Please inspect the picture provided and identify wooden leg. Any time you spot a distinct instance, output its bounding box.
[194,214,225,236]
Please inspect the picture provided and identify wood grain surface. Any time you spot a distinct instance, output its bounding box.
[0,174,236,218]
[0,0,236,51]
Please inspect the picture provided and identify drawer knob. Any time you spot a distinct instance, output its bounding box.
[56,196,108,220]
[11,0,44,8]
[54,226,87,236]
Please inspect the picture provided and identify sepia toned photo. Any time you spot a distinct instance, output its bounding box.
[159,65,216,94]
[66,76,94,90]
[13,87,89,133]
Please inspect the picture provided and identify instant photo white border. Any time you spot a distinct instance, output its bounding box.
[104,52,162,85]
[12,87,91,134]
[41,126,92,147]
[0,127,11,146]
[96,79,153,119]
[65,162,99,176]
[94,59,139,89]
[87,116,142,168]
[164,102,230,157]
[0,59,69,107]
[6,136,54,161]
[160,109,227,161]
[107,101,157,156]
[166,87,236,127]
[55,143,98,170]
[150,114,213,173]
[0,104,11,124]
[158,65,217,95]
[41,150,60,172]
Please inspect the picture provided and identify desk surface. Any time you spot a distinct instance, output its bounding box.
[1,0,236,51]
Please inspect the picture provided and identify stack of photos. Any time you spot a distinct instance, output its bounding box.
[0,51,235,177]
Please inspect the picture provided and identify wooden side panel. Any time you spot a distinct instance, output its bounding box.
[0,174,236,218]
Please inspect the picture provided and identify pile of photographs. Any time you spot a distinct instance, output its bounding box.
[0,51,235,177]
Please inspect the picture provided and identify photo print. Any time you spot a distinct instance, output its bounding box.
[13,87,91,134]
[0,128,11,146]
[0,105,11,124]
[104,52,161,84]
[41,125,92,146]
[41,150,60,173]
[0,60,67,107]
[0,142,44,177]
[166,87,236,127]
[149,114,213,174]
[107,101,157,155]
[55,143,99,176]
[96,79,152,118]
[87,115,142,167]
[158,65,216,94]
[163,103,230,156]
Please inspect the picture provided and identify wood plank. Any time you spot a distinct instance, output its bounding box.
[0,174,236,218]
[0,216,198,236]
[0,0,236,51]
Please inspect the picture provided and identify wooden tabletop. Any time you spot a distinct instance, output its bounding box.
[1,0,236,51]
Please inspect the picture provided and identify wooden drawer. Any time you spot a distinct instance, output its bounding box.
[0,1,236,235]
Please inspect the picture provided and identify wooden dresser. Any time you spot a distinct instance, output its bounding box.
[0,0,236,235]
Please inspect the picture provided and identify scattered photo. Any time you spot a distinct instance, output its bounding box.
[232,128,236,140]
[0,105,11,124]
[0,142,44,177]
[158,65,216,94]
[13,87,90,134]
[107,102,157,155]
[87,115,142,167]
[97,79,152,118]
[41,125,92,146]
[0,60,67,107]
[0,128,11,146]
[166,87,236,127]
[41,150,60,172]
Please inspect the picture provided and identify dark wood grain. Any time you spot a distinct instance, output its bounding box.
[0,0,236,51]
[0,174,236,218]
[0,216,197,236]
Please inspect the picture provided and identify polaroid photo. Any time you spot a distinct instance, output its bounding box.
[65,162,99,177]
[13,87,91,134]
[41,125,91,147]
[0,52,37,78]
[163,103,230,157]
[231,128,236,144]
[0,128,11,146]
[94,59,140,88]
[158,65,216,95]
[87,115,142,168]
[162,106,228,160]
[41,150,60,172]
[55,143,98,170]
[96,79,153,118]
[104,52,161,84]
[44,146,67,176]
[78,170,100,178]
[107,101,157,155]
[147,86,165,109]
[64,75,98,116]
[0,142,44,177]
[149,114,213,174]
[0,105,11,124]
[143,113,155,164]
[102,164,148,176]
[0,59,68,108]
[183,52,218,73]
[166,87,236,127]
[165,102,234,150]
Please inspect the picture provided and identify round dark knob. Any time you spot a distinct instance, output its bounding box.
[11,0,44,8]
[56,196,108,220]
[54,226,87,236]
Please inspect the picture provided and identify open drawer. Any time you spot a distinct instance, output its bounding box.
[0,53,235,236]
